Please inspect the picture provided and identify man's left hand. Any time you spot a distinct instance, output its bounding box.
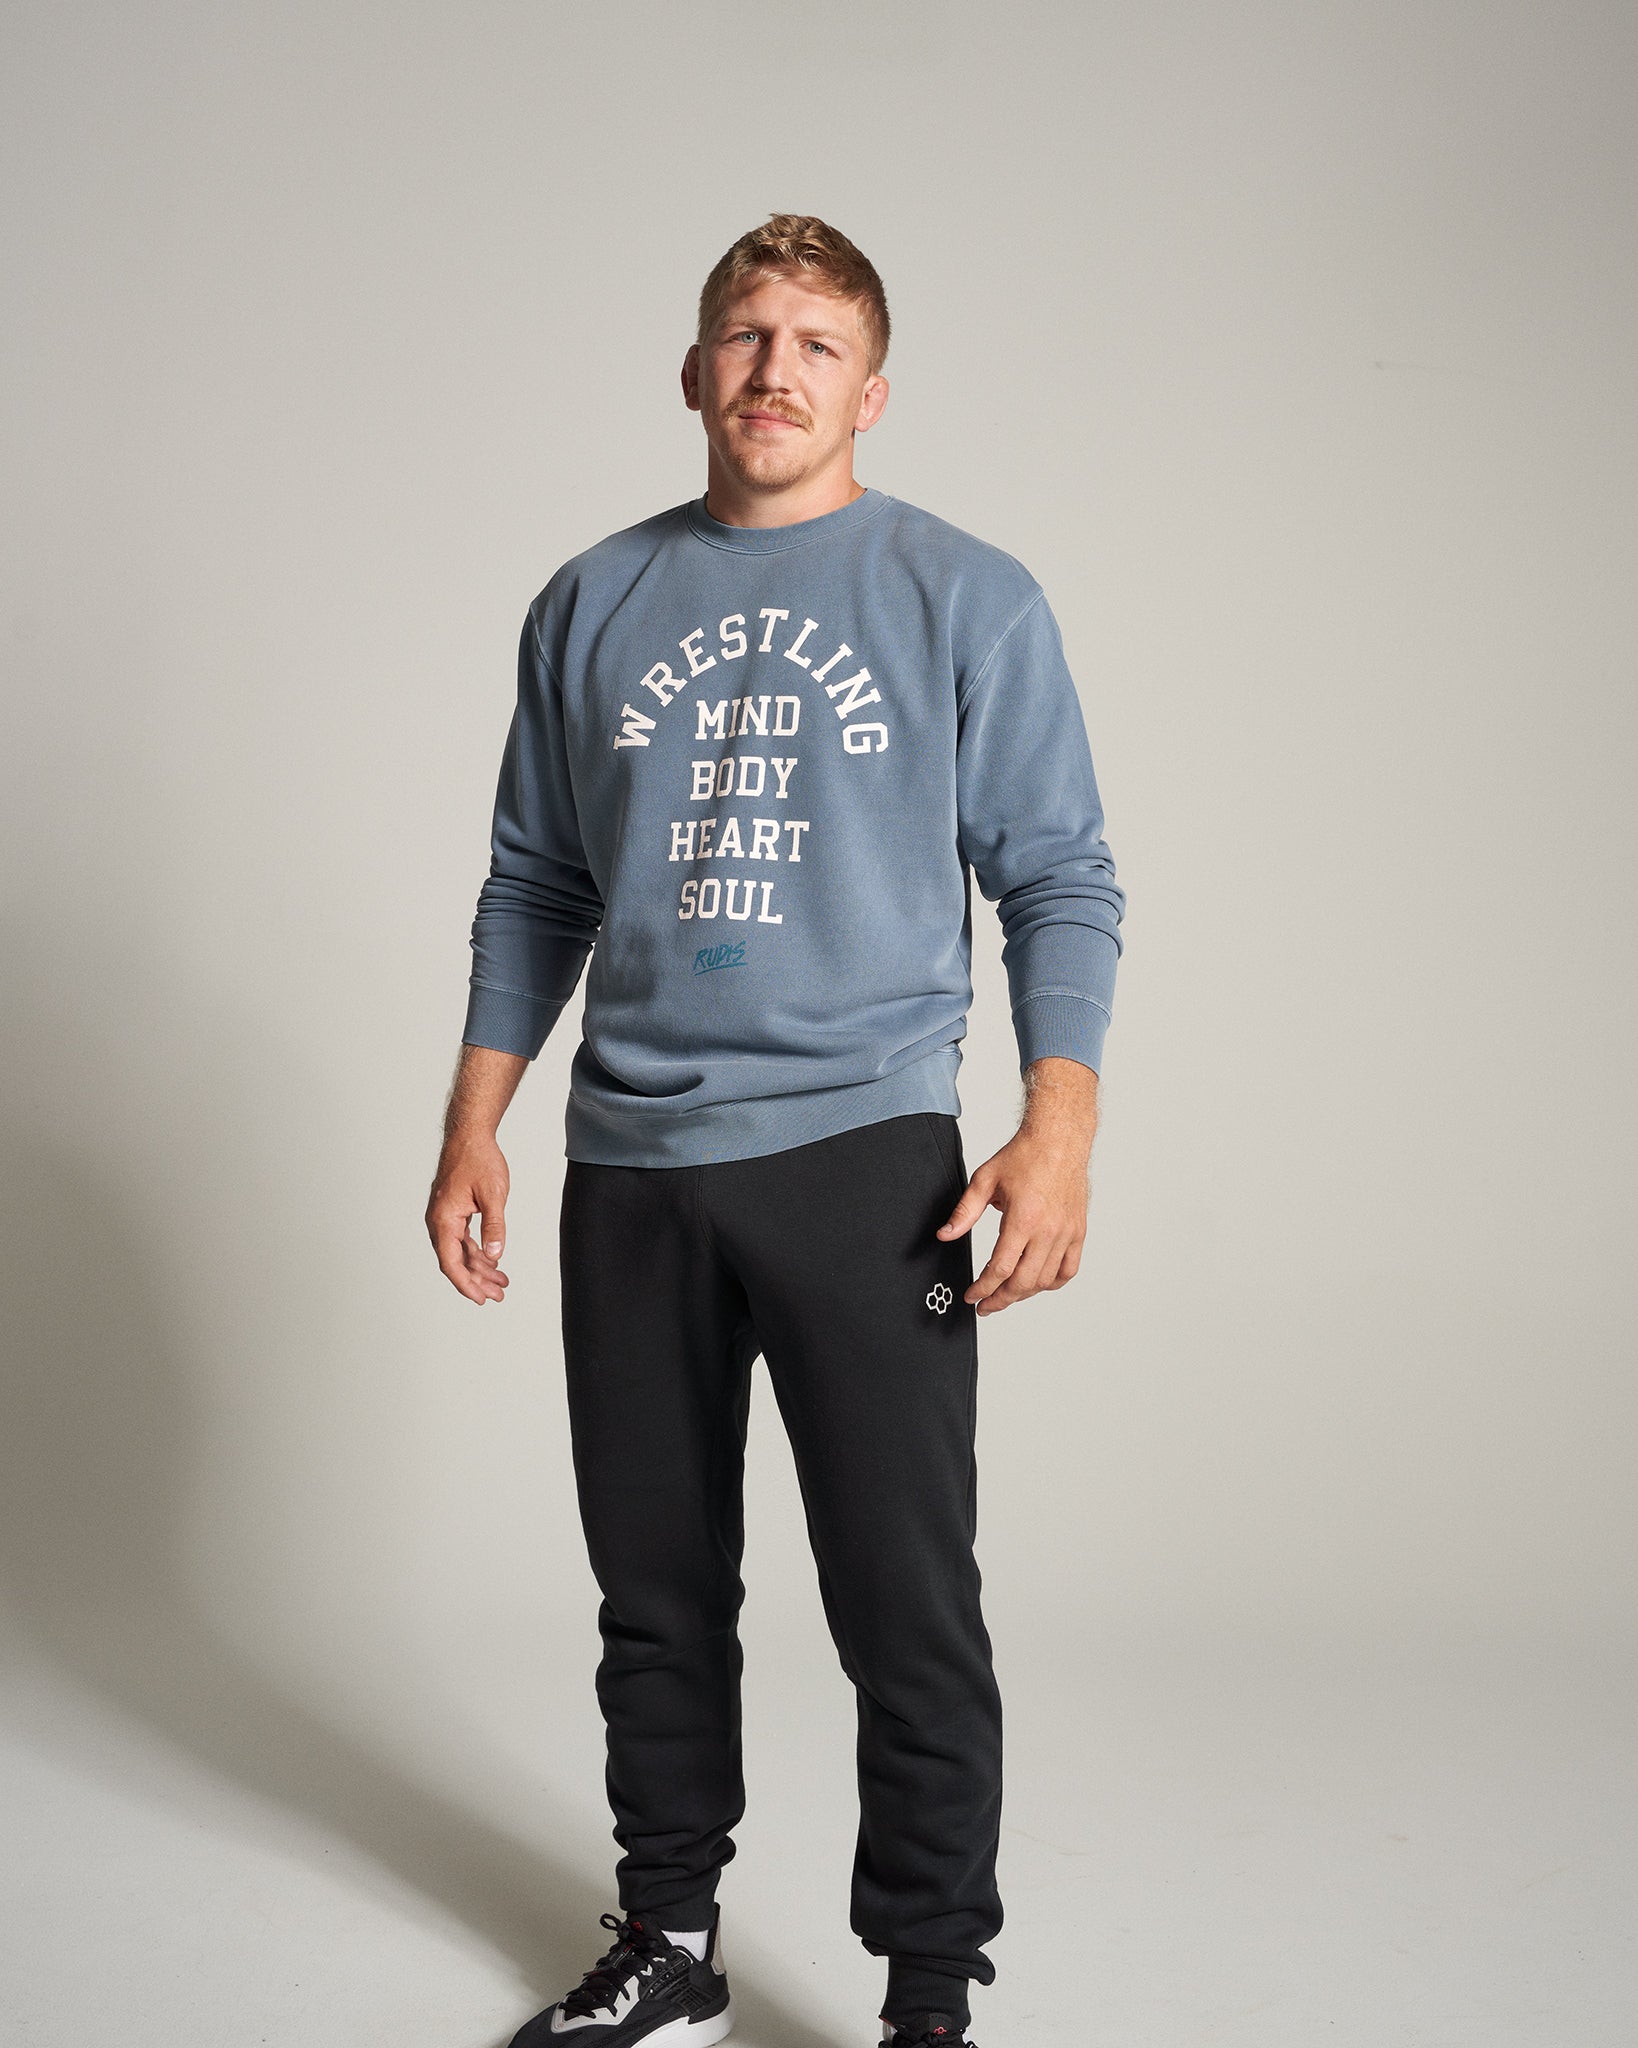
[936,1057,1100,1316]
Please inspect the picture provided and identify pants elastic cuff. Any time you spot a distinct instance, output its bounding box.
[883,1959,972,2031]
[624,1889,719,1935]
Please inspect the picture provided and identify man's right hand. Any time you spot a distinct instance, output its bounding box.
[426,1134,513,1304]
[426,1044,530,1305]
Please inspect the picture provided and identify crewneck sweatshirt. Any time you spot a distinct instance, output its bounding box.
[461,486,1125,1168]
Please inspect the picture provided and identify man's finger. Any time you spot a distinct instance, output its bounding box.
[978,1235,1061,1313]
[429,1206,492,1301]
[436,1240,486,1302]
[479,1200,506,1260]
[937,1169,995,1238]
[464,1239,510,1285]
[456,1231,507,1304]
[1044,1236,1084,1289]
[466,1231,506,1272]
[429,1209,470,1272]
[976,1237,1047,1313]
[966,1216,1032,1302]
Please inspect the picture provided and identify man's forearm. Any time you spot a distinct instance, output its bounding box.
[444,1042,529,1143]
[1019,1054,1099,1158]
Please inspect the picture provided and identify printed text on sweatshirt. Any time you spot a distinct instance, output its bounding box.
[462,487,1125,1167]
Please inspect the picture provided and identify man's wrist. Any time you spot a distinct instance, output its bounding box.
[1019,1055,1099,1151]
[444,1042,529,1145]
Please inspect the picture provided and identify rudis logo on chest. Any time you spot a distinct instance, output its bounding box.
[693,941,748,975]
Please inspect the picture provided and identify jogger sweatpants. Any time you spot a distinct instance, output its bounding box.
[558,1108,1004,2002]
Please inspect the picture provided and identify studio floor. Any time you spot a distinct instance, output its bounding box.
[3,1613,1631,2047]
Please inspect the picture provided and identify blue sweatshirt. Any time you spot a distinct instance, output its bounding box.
[461,486,1125,1167]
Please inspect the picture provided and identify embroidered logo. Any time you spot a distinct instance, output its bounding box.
[927,1282,952,1315]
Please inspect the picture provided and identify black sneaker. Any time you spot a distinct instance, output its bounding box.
[507,1907,732,2046]
[880,2016,975,2047]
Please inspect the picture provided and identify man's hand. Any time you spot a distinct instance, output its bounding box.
[426,1044,528,1305]
[936,1056,1100,1316]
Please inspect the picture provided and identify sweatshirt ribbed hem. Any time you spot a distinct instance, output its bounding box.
[1012,991,1111,1075]
[564,1043,963,1168]
[462,980,566,1060]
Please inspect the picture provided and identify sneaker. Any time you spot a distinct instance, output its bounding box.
[507,1907,733,2045]
[880,2017,975,2047]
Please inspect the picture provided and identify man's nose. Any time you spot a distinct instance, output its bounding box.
[750,332,799,388]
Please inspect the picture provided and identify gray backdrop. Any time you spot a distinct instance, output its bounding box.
[3,4,1634,2043]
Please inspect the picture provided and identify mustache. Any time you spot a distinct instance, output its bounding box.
[727,398,810,429]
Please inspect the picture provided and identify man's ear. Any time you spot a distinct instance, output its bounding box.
[681,343,701,412]
[855,373,890,434]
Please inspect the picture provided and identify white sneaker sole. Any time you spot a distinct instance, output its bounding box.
[636,1998,733,2045]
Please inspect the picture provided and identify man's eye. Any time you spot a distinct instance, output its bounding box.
[805,341,828,354]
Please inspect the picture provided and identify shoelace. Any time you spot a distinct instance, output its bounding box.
[560,1911,675,2019]
[891,2033,976,2047]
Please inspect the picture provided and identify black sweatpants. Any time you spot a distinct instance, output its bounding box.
[558,1109,1003,2020]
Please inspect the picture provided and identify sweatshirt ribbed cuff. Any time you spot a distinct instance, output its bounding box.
[1012,991,1110,1076]
[461,981,565,1060]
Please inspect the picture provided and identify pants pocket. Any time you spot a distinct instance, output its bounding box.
[919,1111,966,1198]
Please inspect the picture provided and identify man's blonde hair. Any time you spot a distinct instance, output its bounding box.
[696,213,891,376]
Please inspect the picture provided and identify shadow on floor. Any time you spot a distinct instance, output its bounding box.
[0,934,835,2048]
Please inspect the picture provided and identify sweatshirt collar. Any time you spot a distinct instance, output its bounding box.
[684,486,891,554]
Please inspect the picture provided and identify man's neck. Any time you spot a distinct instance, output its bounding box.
[702,458,866,531]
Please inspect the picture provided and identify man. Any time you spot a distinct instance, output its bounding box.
[425,214,1125,2048]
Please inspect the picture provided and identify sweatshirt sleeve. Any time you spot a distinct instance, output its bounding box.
[956,587,1126,1076]
[461,606,604,1059]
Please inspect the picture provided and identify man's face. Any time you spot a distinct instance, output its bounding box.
[683,271,888,494]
